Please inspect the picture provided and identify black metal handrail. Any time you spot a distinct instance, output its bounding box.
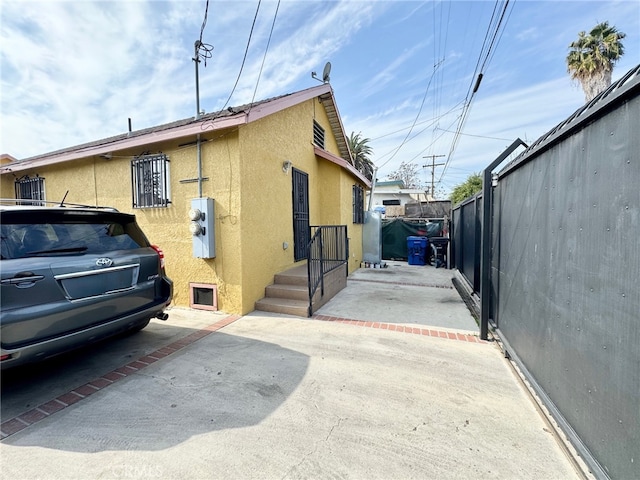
[307,225,348,316]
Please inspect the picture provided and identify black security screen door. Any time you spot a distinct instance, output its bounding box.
[292,168,310,262]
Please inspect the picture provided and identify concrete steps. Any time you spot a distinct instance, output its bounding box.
[266,283,308,301]
[254,296,310,317]
[255,264,347,317]
[273,265,308,286]
[255,265,311,317]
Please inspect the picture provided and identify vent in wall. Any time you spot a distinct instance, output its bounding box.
[189,283,218,311]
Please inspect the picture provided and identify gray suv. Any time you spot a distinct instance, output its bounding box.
[0,201,173,369]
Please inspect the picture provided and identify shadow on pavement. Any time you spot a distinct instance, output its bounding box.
[1,321,310,452]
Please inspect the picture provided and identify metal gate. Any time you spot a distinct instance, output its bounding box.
[292,168,309,262]
[450,66,640,480]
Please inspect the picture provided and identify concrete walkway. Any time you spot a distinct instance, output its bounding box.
[315,261,479,331]
[0,262,582,479]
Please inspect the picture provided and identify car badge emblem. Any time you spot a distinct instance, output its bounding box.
[96,258,113,268]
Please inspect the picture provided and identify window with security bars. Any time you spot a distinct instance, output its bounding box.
[313,120,325,149]
[15,175,46,205]
[131,154,171,208]
[352,184,364,224]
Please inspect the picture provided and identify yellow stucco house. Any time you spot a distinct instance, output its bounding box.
[0,84,371,316]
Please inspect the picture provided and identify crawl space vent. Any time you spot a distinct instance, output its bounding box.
[189,283,218,311]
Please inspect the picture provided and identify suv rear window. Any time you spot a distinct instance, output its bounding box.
[1,210,150,260]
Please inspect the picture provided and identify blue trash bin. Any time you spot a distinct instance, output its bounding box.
[407,236,428,266]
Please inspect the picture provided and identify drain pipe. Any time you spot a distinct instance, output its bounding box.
[479,138,527,340]
[193,40,203,198]
[367,167,378,211]
[196,134,203,197]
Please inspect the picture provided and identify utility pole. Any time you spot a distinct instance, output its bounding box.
[422,155,445,197]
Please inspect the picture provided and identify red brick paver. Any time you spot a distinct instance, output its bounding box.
[349,277,454,289]
[312,314,487,344]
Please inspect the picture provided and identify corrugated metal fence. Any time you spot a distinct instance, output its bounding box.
[452,66,639,480]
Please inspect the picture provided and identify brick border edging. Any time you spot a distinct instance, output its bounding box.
[349,278,454,289]
[0,315,241,441]
[312,314,487,344]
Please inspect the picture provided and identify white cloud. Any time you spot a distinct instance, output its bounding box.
[516,27,539,42]
[1,0,204,155]
[361,41,428,98]
[1,0,638,205]
[358,76,586,191]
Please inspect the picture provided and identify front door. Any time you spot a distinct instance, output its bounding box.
[292,168,309,261]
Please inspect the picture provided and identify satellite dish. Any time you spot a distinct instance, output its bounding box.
[322,62,331,83]
[311,62,332,84]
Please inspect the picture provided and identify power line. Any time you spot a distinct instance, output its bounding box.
[422,154,445,196]
[193,0,214,118]
[198,0,209,44]
[478,0,512,73]
[376,60,443,170]
[371,101,465,144]
[435,127,512,142]
[429,0,452,161]
[217,0,263,114]
[374,0,514,188]
[248,0,281,109]
[199,0,263,130]
[406,108,464,163]
[195,0,214,67]
[437,0,515,186]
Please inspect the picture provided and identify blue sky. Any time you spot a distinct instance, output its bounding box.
[1,0,638,196]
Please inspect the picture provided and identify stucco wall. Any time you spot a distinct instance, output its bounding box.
[238,105,310,311]
[145,131,244,314]
[236,97,364,311]
[2,94,365,316]
[0,174,15,198]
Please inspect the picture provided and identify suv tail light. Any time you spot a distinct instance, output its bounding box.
[151,245,165,269]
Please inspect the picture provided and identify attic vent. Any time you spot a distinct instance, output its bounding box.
[313,120,325,149]
[190,283,218,311]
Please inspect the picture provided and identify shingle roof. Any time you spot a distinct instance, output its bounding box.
[6,84,353,168]
[17,91,291,162]
[1,84,371,185]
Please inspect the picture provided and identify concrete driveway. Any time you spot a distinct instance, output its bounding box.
[0,262,583,479]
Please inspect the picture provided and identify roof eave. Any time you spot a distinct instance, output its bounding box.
[0,115,247,174]
[0,83,347,176]
[314,145,371,188]
[318,89,352,163]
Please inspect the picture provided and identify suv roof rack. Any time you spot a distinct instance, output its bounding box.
[0,198,119,211]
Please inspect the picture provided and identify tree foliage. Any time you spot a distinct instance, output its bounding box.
[347,132,374,181]
[387,161,423,189]
[566,22,626,102]
[449,173,482,205]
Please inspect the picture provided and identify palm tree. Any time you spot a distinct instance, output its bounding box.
[566,22,626,103]
[347,132,375,181]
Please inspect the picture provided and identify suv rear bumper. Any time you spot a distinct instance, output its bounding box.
[1,278,172,370]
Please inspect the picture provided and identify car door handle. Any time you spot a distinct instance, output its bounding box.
[1,274,45,288]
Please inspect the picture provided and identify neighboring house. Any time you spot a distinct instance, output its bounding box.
[404,200,451,220]
[368,180,432,217]
[0,84,371,316]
